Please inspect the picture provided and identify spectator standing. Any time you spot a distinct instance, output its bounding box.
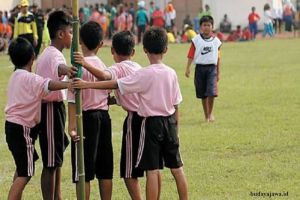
[220,14,232,33]
[283,1,295,32]
[248,7,260,39]
[13,0,38,48]
[32,4,44,55]
[82,3,91,24]
[136,2,148,43]
[152,6,165,28]
[263,4,274,37]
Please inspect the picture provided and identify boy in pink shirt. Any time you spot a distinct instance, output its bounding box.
[72,27,188,200]
[68,21,113,200]
[73,31,144,199]
[35,11,76,200]
[5,38,70,200]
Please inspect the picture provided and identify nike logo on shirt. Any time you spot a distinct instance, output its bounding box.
[201,46,212,55]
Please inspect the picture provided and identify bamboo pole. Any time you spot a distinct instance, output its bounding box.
[71,0,85,199]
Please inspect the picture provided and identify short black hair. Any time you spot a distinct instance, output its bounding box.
[80,21,103,50]
[143,27,167,54]
[112,31,135,56]
[47,10,72,39]
[8,37,34,70]
[200,15,214,26]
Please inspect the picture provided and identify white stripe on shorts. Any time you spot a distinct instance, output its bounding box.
[135,118,146,168]
[23,126,33,176]
[125,112,133,178]
[47,103,55,167]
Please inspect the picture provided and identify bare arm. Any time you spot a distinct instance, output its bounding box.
[185,58,193,78]
[71,78,118,90]
[48,80,70,91]
[58,64,77,78]
[68,103,80,142]
[217,50,221,81]
[73,52,112,81]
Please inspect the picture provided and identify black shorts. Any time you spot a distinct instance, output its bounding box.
[120,112,144,178]
[71,110,113,182]
[39,102,69,168]
[194,64,218,99]
[5,121,39,177]
[135,114,183,170]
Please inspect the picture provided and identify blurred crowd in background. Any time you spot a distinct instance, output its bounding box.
[0,0,300,53]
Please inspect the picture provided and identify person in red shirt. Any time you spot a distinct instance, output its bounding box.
[240,27,252,41]
[248,6,260,39]
[226,25,242,42]
[152,6,164,28]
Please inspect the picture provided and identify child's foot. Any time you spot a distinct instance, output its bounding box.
[205,118,210,123]
[209,115,215,122]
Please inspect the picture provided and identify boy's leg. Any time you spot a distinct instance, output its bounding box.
[170,167,188,200]
[5,122,38,200]
[41,167,57,200]
[146,170,160,200]
[121,112,144,200]
[163,114,187,199]
[55,167,62,200]
[39,102,68,200]
[206,65,218,122]
[8,173,31,200]
[201,98,209,121]
[195,65,208,121]
[207,96,215,122]
[136,117,164,200]
[96,110,113,200]
[99,179,113,200]
[75,182,90,200]
[124,178,143,200]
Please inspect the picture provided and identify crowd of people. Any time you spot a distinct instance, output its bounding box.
[0,0,181,54]
[1,1,300,54]
[216,2,300,42]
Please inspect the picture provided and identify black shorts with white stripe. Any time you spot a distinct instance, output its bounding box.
[5,121,39,177]
[39,102,69,168]
[120,112,144,178]
[71,109,113,183]
[135,114,183,170]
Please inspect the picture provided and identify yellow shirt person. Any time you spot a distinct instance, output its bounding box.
[13,0,38,47]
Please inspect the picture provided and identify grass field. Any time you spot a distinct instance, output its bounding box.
[0,38,300,200]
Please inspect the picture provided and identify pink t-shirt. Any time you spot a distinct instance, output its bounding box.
[117,63,182,117]
[5,69,50,128]
[36,46,66,102]
[68,56,109,111]
[106,60,142,112]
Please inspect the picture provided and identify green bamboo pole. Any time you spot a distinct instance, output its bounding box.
[71,0,85,199]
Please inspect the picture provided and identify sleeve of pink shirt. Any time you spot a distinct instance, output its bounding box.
[52,53,67,80]
[106,64,120,80]
[117,70,146,95]
[31,74,51,99]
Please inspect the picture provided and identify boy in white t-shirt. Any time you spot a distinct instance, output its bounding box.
[185,15,222,122]
[72,27,188,200]
[5,38,70,200]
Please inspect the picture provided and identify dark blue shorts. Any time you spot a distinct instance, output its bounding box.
[249,22,258,35]
[194,64,218,99]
